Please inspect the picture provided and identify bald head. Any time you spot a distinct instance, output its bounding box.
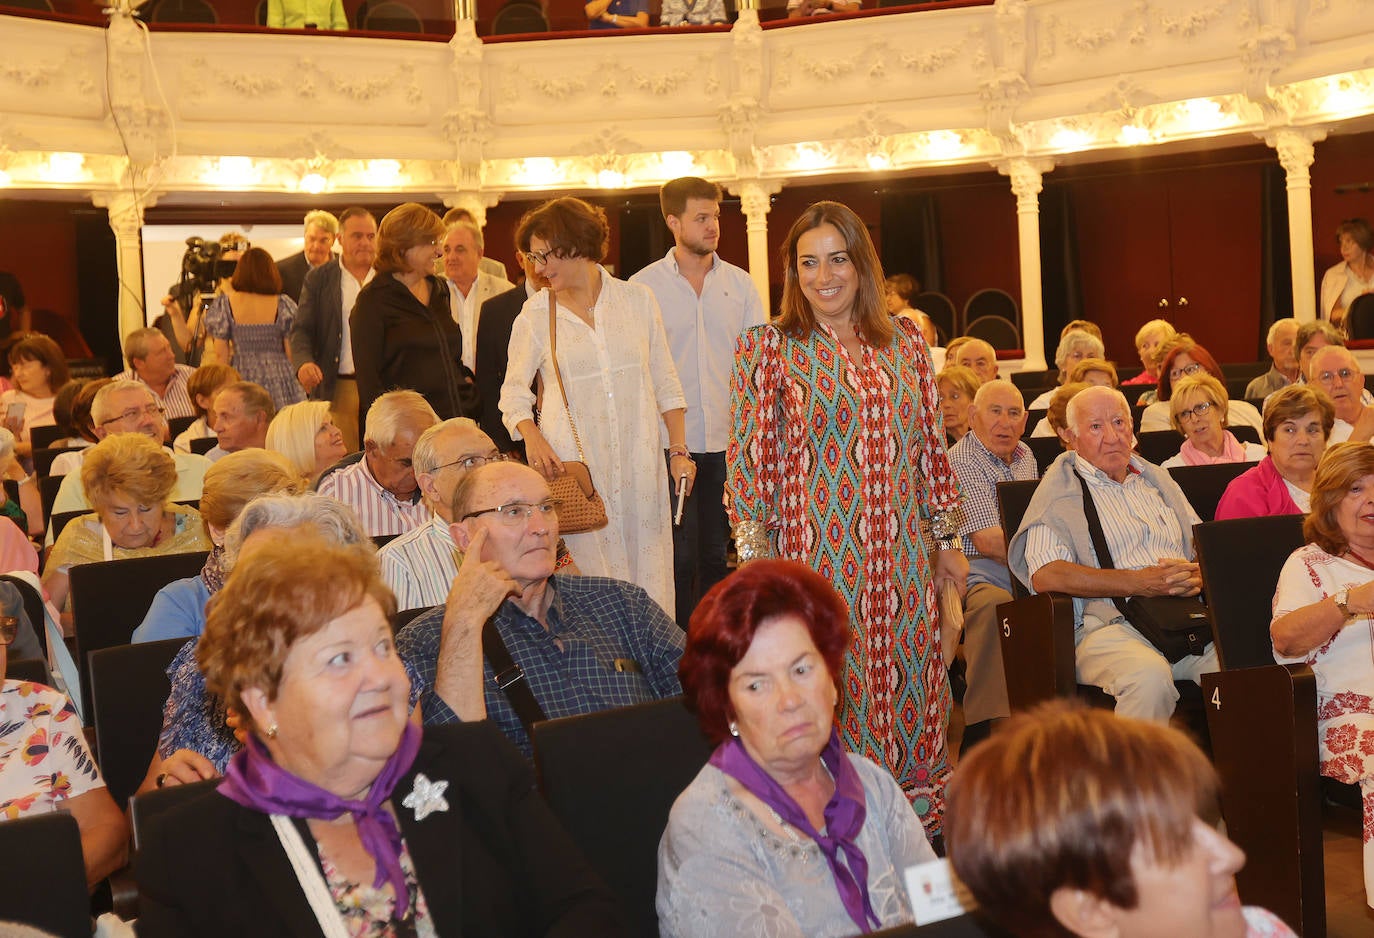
[1309,345,1364,422]
[954,339,998,384]
[969,380,1027,463]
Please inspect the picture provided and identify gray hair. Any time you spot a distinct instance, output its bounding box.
[123,327,165,367]
[222,492,372,573]
[91,378,154,425]
[1053,329,1105,371]
[1065,386,1131,435]
[303,209,340,236]
[445,219,485,254]
[972,379,1024,409]
[363,390,439,449]
[412,416,480,475]
[1266,318,1298,345]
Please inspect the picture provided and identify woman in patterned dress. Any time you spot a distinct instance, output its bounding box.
[1271,441,1374,909]
[204,247,305,410]
[726,201,965,835]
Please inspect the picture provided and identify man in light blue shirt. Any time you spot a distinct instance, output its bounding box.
[630,177,765,627]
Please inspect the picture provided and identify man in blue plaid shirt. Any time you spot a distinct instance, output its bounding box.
[395,460,684,756]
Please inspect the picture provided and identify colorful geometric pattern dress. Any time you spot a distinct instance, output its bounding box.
[726,315,961,835]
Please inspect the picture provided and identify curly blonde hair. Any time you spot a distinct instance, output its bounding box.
[81,432,176,511]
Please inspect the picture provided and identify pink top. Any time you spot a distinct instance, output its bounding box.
[1214,456,1302,521]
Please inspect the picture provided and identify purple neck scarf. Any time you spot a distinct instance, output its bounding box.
[219,721,422,912]
[710,728,881,934]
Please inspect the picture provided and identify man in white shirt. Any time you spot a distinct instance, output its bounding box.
[1309,344,1374,444]
[317,390,438,538]
[290,207,377,452]
[630,177,765,627]
[440,220,513,374]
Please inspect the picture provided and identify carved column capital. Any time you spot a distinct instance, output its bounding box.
[729,179,781,228]
[91,188,157,234]
[996,157,1054,210]
[438,191,503,227]
[1261,126,1326,184]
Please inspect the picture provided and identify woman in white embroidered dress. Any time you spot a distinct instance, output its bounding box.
[499,197,691,615]
[1272,441,1374,909]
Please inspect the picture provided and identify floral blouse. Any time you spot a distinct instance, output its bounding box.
[319,838,436,938]
[0,679,104,818]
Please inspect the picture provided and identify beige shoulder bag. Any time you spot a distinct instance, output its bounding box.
[543,291,609,534]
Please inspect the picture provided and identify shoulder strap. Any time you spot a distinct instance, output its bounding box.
[1072,468,1131,619]
[547,292,587,462]
[481,615,548,732]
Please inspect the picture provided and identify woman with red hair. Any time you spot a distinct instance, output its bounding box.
[1139,336,1262,437]
[657,559,936,938]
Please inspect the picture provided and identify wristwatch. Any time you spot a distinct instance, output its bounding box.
[1334,589,1352,619]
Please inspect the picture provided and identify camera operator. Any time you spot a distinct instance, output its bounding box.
[156,233,246,367]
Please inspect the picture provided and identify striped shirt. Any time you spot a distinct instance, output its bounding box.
[948,431,1037,591]
[316,457,430,537]
[378,514,459,613]
[116,364,196,421]
[395,574,684,757]
[1022,453,1198,626]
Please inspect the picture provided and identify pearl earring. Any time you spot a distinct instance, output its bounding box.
[729,721,739,737]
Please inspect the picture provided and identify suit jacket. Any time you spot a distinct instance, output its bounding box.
[276,251,311,304]
[289,259,345,401]
[448,272,515,365]
[136,721,626,938]
[476,282,528,455]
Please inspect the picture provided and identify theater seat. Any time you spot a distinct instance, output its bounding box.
[0,812,90,938]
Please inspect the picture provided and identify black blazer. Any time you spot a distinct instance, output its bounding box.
[475,283,529,456]
[289,259,346,401]
[276,252,314,305]
[136,721,626,938]
[350,273,475,426]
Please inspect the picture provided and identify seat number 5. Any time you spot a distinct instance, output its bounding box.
[1001,617,1011,638]
[1211,687,1221,710]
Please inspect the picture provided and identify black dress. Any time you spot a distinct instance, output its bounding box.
[349,273,478,425]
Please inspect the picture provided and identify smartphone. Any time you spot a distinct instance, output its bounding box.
[5,402,25,425]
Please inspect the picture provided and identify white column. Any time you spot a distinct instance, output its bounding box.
[1264,127,1326,323]
[997,157,1053,371]
[92,190,156,346]
[733,179,779,310]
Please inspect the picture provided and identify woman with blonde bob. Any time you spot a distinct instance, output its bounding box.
[946,700,1296,938]
[266,399,348,483]
[351,202,474,426]
[1126,318,1178,393]
[43,432,209,614]
[1161,373,1267,469]
[1272,442,1374,909]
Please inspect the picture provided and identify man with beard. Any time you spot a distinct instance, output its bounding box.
[630,177,764,627]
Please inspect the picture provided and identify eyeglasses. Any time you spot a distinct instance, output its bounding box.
[431,451,504,474]
[522,248,556,267]
[100,404,166,426]
[0,616,18,646]
[1177,400,1216,421]
[1169,362,1204,381]
[1315,367,1358,384]
[462,499,560,526]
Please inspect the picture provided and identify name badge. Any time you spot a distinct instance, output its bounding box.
[612,658,642,674]
[904,858,974,925]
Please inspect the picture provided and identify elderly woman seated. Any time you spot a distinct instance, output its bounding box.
[1028,329,1106,410]
[1141,338,1262,435]
[136,534,624,936]
[938,365,980,445]
[143,492,371,792]
[265,399,349,484]
[1160,373,1268,469]
[657,558,935,938]
[1216,385,1334,519]
[1272,441,1374,909]
[1126,318,1178,394]
[1029,361,1116,437]
[0,607,127,890]
[946,700,1296,938]
[42,432,210,618]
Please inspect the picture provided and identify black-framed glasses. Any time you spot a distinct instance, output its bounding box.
[1169,362,1203,381]
[1176,400,1216,421]
[431,451,504,474]
[522,248,555,267]
[462,499,560,526]
[100,404,166,426]
[0,616,18,646]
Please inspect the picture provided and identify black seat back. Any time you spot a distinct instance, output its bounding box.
[71,551,209,718]
[131,778,220,851]
[1133,429,1184,465]
[90,637,190,808]
[6,656,53,685]
[995,479,1042,599]
[1167,462,1257,523]
[1194,514,1306,670]
[0,812,90,938]
[532,697,714,938]
[1025,436,1063,475]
